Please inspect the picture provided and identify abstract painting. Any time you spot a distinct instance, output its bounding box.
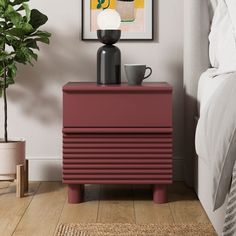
[82,0,153,40]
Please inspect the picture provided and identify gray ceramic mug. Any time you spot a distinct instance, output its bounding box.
[124,64,152,85]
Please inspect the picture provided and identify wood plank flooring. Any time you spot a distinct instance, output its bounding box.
[0,181,211,236]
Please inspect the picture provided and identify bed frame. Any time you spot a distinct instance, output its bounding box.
[184,0,226,234]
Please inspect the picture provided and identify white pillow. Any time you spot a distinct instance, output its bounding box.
[209,0,236,73]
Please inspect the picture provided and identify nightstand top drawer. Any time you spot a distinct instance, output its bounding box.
[63,82,172,93]
[63,82,172,128]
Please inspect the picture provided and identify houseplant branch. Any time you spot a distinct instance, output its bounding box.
[3,61,8,142]
[0,0,51,182]
[0,0,51,143]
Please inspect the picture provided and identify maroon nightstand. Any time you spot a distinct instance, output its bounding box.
[63,82,173,204]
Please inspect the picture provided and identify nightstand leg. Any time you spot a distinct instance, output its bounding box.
[24,159,29,192]
[68,184,83,204]
[16,165,24,198]
[153,184,167,204]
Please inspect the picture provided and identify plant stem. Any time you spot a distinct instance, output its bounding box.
[103,0,110,9]
[3,63,8,142]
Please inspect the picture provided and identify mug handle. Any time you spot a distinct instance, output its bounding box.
[144,67,152,79]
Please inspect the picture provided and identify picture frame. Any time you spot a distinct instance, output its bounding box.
[82,0,154,41]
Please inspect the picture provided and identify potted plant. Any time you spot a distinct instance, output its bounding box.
[0,0,51,180]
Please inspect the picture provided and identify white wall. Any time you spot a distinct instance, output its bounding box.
[0,0,184,181]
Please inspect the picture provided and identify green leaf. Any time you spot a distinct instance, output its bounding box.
[0,0,8,8]
[25,38,39,49]
[28,48,37,61]
[21,22,33,33]
[29,9,48,29]
[15,46,38,65]
[6,76,15,85]
[30,30,51,38]
[7,61,17,74]
[6,63,16,84]
[22,3,30,22]
[5,36,20,49]
[101,0,105,3]
[5,5,23,27]
[0,1,51,93]
[10,0,29,6]
[15,46,30,63]
[7,27,25,37]
[0,35,5,48]
[5,4,13,14]
[35,36,49,44]
[6,22,33,38]
[0,65,4,77]
[0,51,10,61]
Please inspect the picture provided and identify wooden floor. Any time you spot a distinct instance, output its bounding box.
[0,181,211,236]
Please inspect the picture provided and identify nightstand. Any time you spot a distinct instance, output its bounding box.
[63,82,173,204]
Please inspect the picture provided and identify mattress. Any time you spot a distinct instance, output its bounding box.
[197,68,227,115]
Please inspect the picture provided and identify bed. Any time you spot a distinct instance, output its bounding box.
[195,70,229,235]
[184,0,236,235]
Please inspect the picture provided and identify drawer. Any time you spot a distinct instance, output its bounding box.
[63,91,172,127]
[63,132,172,157]
[63,132,173,180]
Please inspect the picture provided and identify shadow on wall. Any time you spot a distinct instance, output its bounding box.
[7,28,97,125]
[169,59,184,158]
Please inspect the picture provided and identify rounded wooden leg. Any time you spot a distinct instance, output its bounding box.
[68,184,83,204]
[16,165,24,198]
[153,185,167,204]
[24,159,29,192]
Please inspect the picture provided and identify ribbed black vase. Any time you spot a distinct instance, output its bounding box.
[97,30,121,85]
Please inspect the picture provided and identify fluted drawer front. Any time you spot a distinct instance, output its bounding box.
[63,164,172,169]
[63,133,172,184]
[64,149,172,154]
[63,135,172,143]
[63,174,172,180]
[63,154,172,159]
[64,169,172,174]
[63,143,172,149]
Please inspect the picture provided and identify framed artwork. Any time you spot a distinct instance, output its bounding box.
[82,0,154,40]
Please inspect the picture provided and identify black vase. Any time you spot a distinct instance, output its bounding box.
[97,30,121,85]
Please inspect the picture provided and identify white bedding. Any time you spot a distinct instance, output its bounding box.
[197,68,227,115]
[196,72,236,210]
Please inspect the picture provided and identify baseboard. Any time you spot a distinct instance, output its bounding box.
[28,157,184,181]
[29,158,62,181]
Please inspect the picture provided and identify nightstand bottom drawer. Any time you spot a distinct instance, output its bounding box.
[63,130,172,185]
